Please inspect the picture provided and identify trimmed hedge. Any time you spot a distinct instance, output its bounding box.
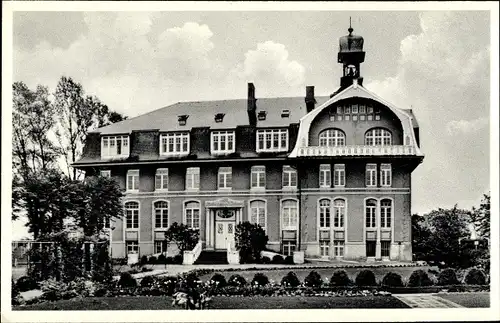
[281,271,301,287]
[438,268,460,286]
[330,270,351,287]
[355,270,377,287]
[465,268,486,285]
[261,256,271,264]
[140,275,155,287]
[304,271,323,287]
[271,255,284,264]
[118,272,137,288]
[382,272,404,287]
[16,276,39,292]
[210,273,227,288]
[408,269,433,287]
[284,255,294,265]
[252,273,270,286]
[228,274,247,287]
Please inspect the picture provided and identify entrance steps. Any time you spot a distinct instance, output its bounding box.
[194,250,228,265]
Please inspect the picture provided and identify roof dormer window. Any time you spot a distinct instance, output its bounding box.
[101,135,129,158]
[211,130,235,155]
[257,111,267,121]
[281,109,290,118]
[178,115,189,126]
[214,113,225,123]
[160,132,190,156]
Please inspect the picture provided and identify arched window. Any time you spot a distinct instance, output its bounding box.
[319,129,346,147]
[185,201,200,229]
[333,199,346,228]
[281,199,298,230]
[365,199,377,228]
[250,200,266,230]
[318,199,331,229]
[154,201,169,229]
[365,128,392,146]
[380,199,392,228]
[125,202,139,229]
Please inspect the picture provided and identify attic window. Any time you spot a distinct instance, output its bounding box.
[281,109,290,118]
[178,115,189,126]
[257,111,267,121]
[215,113,225,123]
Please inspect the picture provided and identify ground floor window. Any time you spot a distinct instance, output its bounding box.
[126,241,139,254]
[381,241,391,258]
[155,240,168,254]
[333,240,344,257]
[320,240,330,257]
[282,241,296,256]
[366,241,376,257]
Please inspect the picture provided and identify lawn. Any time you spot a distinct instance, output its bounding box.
[14,295,410,310]
[437,292,490,308]
[198,266,436,284]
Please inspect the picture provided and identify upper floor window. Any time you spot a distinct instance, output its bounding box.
[160,132,189,156]
[154,200,169,229]
[365,199,377,228]
[184,201,200,230]
[249,200,266,230]
[127,170,139,191]
[218,167,232,190]
[319,129,346,147]
[380,199,392,228]
[186,167,200,191]
[333,164,345,187]
[101,135,129,158]
[281,199,298,230]
[155,168,168,191]
[319,199,331,229]
[319,164,331,188]
[251,166,266,189]
[282,165,297,189]
[365,128,392,146]
[380,164,392,187]
[211,131,235,155]
[100,170,111,178]
[365,164,377,187]
[125,201,139,229]
[256,129,288,152]
[333,199,345,228]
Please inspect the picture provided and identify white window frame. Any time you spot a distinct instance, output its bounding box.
[333,199,345,228]
[365,199,377,228]
[126,241,139,254]
[281,199,298,230]
[125,201,139,230]
[333,164,345,187]
[186,167,200,191]
[250,166,266,189]
[218,167,232,190]
[381,241,391,258]
[256,129,288,153]
[184,201,201,230]
[100,170,111,178]
[154,240,168,254]
[211,130,236,155]
[153,200,169,229]
[365,128,392,146]
[319,164,331,188]
[282,165,297,189]
[320,240,330,257]
[249,200,267,231]
[160,132,190,156]
[380,164,392,187]
[319,129,346,147]
[282,241,296,256]
[318,199,331,229]
[380,199,392,228]
[155,168,169,191]
[334,241,345,257]
[365,164,377,187]
[101,135,129,158]
[126,170,139,192]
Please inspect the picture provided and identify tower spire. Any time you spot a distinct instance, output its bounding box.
[336,22,365,89]
[348,17,353,35]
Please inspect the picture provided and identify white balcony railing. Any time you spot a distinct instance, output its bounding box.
[297,145,416,157]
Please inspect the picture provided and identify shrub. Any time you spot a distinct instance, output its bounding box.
[12,279,22,305]
[228,274,247,287]
[140,276,155,287]
[157,254,166,264]
[261,256,271,264]
[235,222,269,263]
[39,279,68,301]
[330,270,351,287]
[210,273,227,288]
[438,268,460,286]
[165,222,199,256]
[140,255,148,265]
[90,243,113,284]
[16,276,39,292]
[252,273,269,286]
[284,255,294,265]
[271,255,284,264]
[148,256,157,264]
[281,271,300,287]
[355,270,377,287]
[157,276,178,295]
[118,272,137,288]
[173,254,183,264]
[67,277,97,297]
[465,268,487,285]
[408,269,433,287]
[381,272,404,287]
[304,270,323,288]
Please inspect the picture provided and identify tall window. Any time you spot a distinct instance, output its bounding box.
[250,200,266,230]
[282,165,297,188]
[160,132,189,155]
[319,164,331,188]
[380,199,392,228]
[334,241,344,257]
[186,167,200,190]
[256,129,288,152]
[211,131,235,154]
[155,168,168,190]
[320,240,329,257]
[319,129,346,147]
[101,135,129,158]
[218,167,232,189]
[125,202,139,229]
[333,199,345,228]
[127,170,139,191]
[154,201,169,229]
[365,128,392,146]
[365,164,377,187]
[251,166,266,189]
[185,201,200,229]
[380,164,392,187]
[365,199,377,228]
[319,199,331,229]
[333,164,345,187]
[126,241,139,254]
[381,241,391,258]
[100,170,111,178]
[155,241,168,254]
[281,199,298,230]
[282,241,296,256]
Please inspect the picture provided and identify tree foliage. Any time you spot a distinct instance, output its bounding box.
[164,222,199,255]
[470,193,490,240]
[234,221,269,264]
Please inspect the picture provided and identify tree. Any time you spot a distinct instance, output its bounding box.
[165,222,199,257]
[470,193,490,240]
[234,221,269,263]
[411,214,432,260]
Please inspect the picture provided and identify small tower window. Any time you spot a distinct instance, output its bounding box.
[281,109,290,118]
[214,113,225,123]
[178,115,189,126]
[257,111,267,121]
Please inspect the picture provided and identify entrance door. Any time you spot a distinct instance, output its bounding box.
[215,221,235,250]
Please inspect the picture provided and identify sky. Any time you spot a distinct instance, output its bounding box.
[10,9,492,239]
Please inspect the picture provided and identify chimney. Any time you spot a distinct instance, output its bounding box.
[247,83,257,126]
[305,86,316,113]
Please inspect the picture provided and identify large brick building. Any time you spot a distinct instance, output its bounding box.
[75,26,424,262]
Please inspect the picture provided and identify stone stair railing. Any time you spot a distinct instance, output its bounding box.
[183,240,202,265]
[226,240,240,264]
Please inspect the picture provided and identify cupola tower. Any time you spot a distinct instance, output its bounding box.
[337,19,365,88]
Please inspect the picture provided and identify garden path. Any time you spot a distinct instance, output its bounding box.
[393,294,464,308]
